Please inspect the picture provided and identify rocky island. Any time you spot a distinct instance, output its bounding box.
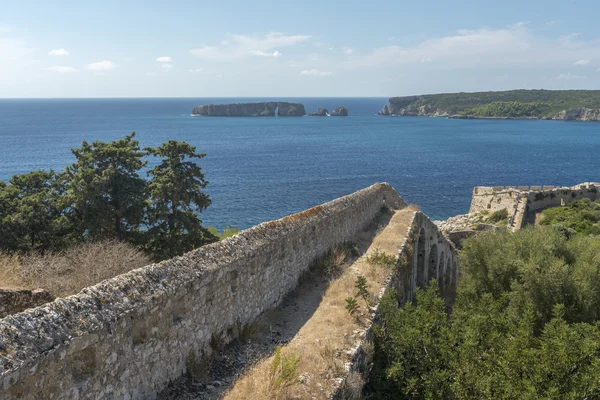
[308,108,328,116]
[378,89,600,121]
[192,102,305,117]
[330,106,348,116]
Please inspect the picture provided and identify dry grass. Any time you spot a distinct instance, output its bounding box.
[0,240,151,297]
[223,209,415,400]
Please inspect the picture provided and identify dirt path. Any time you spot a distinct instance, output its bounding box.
[159,208,415,400]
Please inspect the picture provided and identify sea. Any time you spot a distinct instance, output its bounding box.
[1,97,599,230]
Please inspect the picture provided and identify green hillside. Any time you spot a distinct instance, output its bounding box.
[388,90,600,118]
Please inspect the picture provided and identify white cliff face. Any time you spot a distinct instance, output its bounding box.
[552,108,600,121]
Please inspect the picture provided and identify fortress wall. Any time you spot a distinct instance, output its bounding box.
[334,211,459,398]
[469,186,521,215]
[470,183,600,230]
[0,183,406,400]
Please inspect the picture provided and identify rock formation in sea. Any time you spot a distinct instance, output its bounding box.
[277,102,306,116]
[308,108,329,116]
[192,102,277,117]
[192,102,306,117]
[330,106,348,116]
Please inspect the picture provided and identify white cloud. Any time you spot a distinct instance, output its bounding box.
[87,60,116,71]
[47,65,77,73]
[420,57,433,63]
[354,25,600,70]
[48,48,69,56]
[189,32,310,61]
[253,50,282,57]
[160,63,173,70]
[300,68,332,77]
[156,56,172,63]
[343,47,354,55]
[574,59,590,66]
[557,73,586,80]
[188,68,203,73]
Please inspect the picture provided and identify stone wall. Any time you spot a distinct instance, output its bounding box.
[333,211,459,398]
[0,289,54,319]
[0,183,406,400]
[469,183,600,230]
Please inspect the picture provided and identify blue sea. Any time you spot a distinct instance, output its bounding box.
[1,98,599,229]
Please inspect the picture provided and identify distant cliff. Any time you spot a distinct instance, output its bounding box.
[378,90,600,121]
[192,102,305,117]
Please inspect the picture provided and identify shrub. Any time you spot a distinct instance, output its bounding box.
[269,345,301,389]
[486,208,509,224]
[540,198,600,235]
[1,240,151,297]
[366,249,396,267]
[345,297,359,315]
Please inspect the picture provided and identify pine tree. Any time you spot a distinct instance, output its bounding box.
[66,132,147,242]
[145,140,217,259]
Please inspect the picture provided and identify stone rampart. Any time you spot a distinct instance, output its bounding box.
[470,183,600,230]
[0,183,406,399]
[333,211,459,398]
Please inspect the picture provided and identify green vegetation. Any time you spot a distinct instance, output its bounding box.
[462,101,552,118]
[366,249,396,267]
[392,89,600,118]
[0,133,217,260]
[269,345,301,389]
[366,227,600,399]
[486,208,509,225]
[540,198,600,235]
[207,226,241,240]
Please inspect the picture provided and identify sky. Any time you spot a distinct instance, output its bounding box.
[1,0,600,97]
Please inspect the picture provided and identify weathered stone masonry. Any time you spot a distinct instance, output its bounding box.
[470,182,600,231]
[333,210,458,398]
[0,183,414,399]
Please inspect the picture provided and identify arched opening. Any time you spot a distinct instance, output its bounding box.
[415,228,426,289]
[438,251,446,290]
[444,257,452,289]
[427,244,438,286]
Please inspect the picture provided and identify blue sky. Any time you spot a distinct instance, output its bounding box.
[1,0,600,97]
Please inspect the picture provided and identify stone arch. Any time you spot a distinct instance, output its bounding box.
[415,227,426,289]
[427,243,438,286]
[444,257,452,289]
[439,251,446,290]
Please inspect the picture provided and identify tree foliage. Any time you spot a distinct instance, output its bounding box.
[145,141,217,259]
[540,198,600,235]
[66,133,148,242]
[0,133,215,260]
[367,227,600,399]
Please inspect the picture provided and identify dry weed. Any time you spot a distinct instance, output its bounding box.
[0,240,150,297]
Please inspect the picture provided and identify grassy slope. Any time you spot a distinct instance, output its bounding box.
[390,89,600,117]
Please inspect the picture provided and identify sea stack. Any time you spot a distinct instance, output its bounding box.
[330,106,348,116]
[308,108,329,116]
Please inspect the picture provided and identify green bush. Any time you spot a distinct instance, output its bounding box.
[540,198,600,235]
[366,228,600,399]
[486,208,509,225]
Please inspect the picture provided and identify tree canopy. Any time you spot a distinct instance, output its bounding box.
[0,133,216,260]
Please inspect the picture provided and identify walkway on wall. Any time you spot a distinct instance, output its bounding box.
[159,208,416,400]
